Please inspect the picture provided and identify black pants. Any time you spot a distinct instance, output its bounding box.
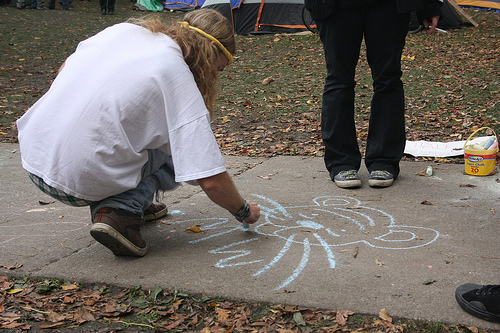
[100,0,114,11]
[317,0,410,178]
[48,0,69,9]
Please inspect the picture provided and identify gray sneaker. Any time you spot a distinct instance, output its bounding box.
[368,170,394,188]
[333,170,361,188]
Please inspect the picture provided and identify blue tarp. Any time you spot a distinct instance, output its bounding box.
[163,0,204,9]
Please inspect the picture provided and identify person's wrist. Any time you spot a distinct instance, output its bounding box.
[230,200,251,220]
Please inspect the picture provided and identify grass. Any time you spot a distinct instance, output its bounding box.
[1,2,499,157]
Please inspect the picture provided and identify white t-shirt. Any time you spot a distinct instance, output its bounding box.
[17,23,226,201]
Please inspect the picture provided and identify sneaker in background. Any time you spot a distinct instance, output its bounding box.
[333,170,361,188]
[455,284,500,323]
[368,170,394,188]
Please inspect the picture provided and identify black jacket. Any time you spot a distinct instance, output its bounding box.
[305,0,442,23]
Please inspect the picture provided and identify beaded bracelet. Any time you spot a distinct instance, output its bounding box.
[230,200,251,220]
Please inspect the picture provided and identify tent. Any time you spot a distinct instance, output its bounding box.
[162,0,204,10]
[201,0,309,34]
[409,0,463,32]
[134,0,164,12]
[456,0,500,11]
[133,0,204,12]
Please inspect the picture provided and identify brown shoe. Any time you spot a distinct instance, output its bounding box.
[90,208,148,257]
[143,202,168,222]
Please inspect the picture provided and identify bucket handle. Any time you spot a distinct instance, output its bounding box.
[464,126,498,149]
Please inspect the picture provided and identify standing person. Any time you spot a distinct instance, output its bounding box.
[27,0,45,9]
[100,0,115,14]
[304,0,441,189]
[17,9,261,258]
[48,0,69,9]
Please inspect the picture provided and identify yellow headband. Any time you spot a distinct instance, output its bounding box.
[178,21,233,66]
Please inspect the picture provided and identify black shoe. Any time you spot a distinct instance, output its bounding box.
[107,9,114,14]
[101,8,106,14]
[455,284,500,323]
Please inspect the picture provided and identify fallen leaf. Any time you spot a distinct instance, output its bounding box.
[423,278,437,285]
[262,77,274,84]
[38,200,55,205]
[375,259,386,268]
[216,307,231,324]
[63,295,75,304]
[463,117,473,127]
[379,308,392,323]
[40,322,65,329]
[6,288,24,294]
[277,289,295,294]
[185,226,204,233]
[293,311,306,326]
[420,200,433,205]
[466,326,479,333]
[61,284,79,290]
[335,311,347,325]
[353,247,359,258]
[0,263,23,270]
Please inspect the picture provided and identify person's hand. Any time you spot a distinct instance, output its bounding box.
[423,16,440,35]
[238,200,260,224]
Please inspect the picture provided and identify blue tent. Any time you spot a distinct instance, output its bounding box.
[162,0,204,10]
[202,0,309,34]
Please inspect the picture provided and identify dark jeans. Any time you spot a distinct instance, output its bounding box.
[317,0,410,178]
[90,149,178,220]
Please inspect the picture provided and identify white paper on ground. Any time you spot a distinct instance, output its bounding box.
[404,137,490,158]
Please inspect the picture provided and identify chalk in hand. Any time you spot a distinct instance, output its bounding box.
[242,221,250,229]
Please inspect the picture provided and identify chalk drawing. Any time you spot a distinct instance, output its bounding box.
[167,195,440,290]
[0,222,90,245]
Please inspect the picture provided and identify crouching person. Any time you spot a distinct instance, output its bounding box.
[16,9,260,257]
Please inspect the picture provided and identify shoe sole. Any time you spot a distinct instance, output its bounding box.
[90,223,148,257]
[334,179,361,189]
[144,206,168,222]
[455,284,500,323]
[368,179,394,188]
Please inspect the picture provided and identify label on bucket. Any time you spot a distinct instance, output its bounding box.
[464,152,497,176]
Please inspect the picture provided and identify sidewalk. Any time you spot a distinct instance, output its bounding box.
[1,142,499,330]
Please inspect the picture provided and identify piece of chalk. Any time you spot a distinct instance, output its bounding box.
[242,221,250,229]
[425,165,433,176]
[483,137,495,149]
[471,144,485,150]
[488,140,498,150]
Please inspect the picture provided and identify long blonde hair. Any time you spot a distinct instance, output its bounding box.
[129,9,235,118]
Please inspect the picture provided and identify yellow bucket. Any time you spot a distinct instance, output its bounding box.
[464,127,498,176]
